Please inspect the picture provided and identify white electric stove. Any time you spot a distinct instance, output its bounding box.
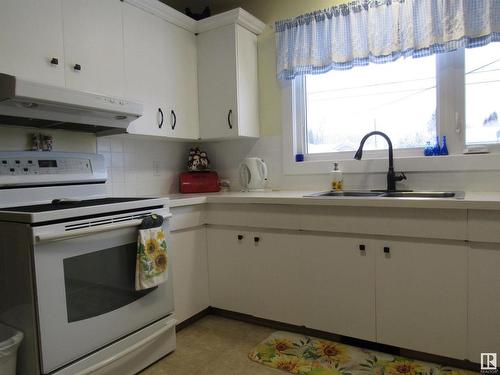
[0,151,176,375]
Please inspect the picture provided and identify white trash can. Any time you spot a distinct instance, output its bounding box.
[0,323,23,375]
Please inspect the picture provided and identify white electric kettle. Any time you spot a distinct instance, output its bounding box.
[239,157,268,191]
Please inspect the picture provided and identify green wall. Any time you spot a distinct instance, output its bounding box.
[213,0,347,136]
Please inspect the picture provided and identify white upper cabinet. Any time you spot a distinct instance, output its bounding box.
[0,1,260,142]
[0,0,65,87]
[165,24,199,139]
[62,0,125,97]
[0,0,124,96]
[197,10,265,140]
[197,25,239,139]
[123,2,199,139]
[123,3,170,137]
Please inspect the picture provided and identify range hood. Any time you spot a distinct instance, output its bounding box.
[0,74,143,135]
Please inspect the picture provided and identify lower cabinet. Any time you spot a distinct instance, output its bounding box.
[170,227,210,324]
[375,239,467,359]
[245,230,303,325]
[207,227,302,325]
[301,233,376,341]
[206,226,469,360]
[207,227,252,314]
[468,243,500,361]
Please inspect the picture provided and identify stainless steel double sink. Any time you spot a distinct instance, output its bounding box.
[304,191,465,199]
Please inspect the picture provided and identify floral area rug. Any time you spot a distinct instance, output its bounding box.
[248,331,478,375]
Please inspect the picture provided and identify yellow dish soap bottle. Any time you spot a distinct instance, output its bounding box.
[331,163,343,191]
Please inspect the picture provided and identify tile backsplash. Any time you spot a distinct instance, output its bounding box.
[97,135,190,197]
[0,126,190,197]
[203,135,500,192]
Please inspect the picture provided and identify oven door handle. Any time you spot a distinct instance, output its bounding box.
[74,318,177,375]
[34,214,172,244]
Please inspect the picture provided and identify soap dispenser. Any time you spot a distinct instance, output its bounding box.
[330,163,343,191]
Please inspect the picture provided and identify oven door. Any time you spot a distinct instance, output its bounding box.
[31,210,174,373]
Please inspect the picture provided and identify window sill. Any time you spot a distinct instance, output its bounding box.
[284,153,500,175]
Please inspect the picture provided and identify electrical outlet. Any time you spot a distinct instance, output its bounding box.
[153,161,160,176]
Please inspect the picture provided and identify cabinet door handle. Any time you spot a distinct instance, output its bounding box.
[158,108,164,129]
[227,109,233,129]
[171,110,177,130]
[383,246,390,254]
[237,234,244,240]
[359,244,366,251]
[73,64,82,71]
[50,57,59,65]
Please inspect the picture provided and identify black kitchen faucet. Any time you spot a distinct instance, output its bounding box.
[354,131,407,192]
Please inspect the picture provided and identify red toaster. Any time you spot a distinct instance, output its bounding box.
[179,171,220,194]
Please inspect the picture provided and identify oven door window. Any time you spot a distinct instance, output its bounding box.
[63,242,155,322]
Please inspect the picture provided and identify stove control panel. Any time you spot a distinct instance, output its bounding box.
[0,152,106,187]
[0,157,91,176]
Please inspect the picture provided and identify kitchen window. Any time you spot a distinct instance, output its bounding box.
[465,43,500,146]
[290,43,500,165]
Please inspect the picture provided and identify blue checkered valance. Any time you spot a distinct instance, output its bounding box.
[275,0,500,80]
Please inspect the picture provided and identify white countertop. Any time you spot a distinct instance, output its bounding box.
[166,190,500,210]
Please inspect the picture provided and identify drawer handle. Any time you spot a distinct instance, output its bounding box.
[50,57,59,65]
[158,108,164,129]
[227,109,233,129]
[171,110,177,130]
[73,63,82,71]
[383,246,390,254]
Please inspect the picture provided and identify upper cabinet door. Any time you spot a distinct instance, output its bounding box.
[235,25,259,138]
[123,2,170,137]
[198,24,239,140]
[62,0,124,97]
[165,24,199,140]
[0,0,65,87]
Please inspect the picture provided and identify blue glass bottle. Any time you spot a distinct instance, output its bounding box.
[424,141,433,156]
[433,136,441,156]
[440,136,449,155]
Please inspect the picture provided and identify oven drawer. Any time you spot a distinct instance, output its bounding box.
[52,316,176,375]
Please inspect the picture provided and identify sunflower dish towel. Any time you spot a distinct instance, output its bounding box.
[135,214,168,290]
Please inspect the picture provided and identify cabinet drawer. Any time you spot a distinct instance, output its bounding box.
[468,210,500,242]
[206,204,300,230]
[170,205,207,231]
[299,206,467,240]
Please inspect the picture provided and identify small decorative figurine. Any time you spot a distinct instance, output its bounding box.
[187,147,210,171]
[42,135,54,151]
[31,133,41,151]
